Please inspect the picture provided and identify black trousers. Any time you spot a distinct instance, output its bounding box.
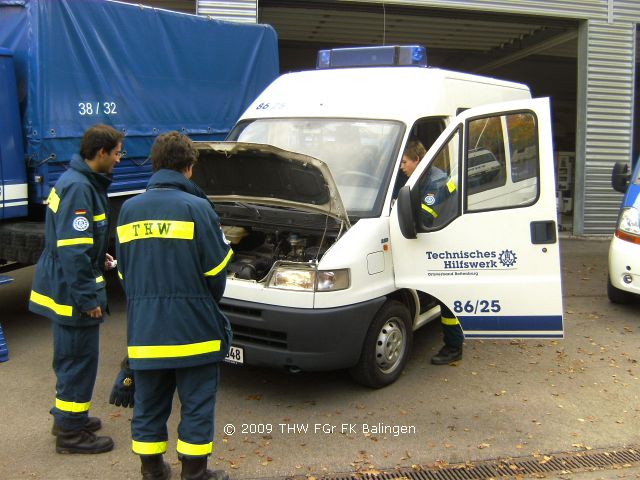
[131,362,219,457]
[440,303,464,348]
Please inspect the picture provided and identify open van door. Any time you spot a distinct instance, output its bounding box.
[391,98,563,338]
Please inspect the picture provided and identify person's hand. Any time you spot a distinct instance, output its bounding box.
[105,253,117,271]
[109,359,134,408]
[84,306,102,318]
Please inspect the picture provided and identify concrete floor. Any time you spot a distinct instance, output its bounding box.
[1,237,639,480]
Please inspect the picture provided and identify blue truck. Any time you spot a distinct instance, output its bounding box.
[0,0,279,283]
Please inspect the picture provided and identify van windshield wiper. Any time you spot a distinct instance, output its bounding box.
[236,202,261,219]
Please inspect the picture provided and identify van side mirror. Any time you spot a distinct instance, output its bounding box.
[611,162,631,194]
[397,185,417,239]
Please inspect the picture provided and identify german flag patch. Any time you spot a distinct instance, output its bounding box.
[75,209,87,215]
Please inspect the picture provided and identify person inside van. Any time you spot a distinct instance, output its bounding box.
[401,140,464,365]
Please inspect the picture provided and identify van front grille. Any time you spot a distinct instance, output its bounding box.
[231,324,288,349]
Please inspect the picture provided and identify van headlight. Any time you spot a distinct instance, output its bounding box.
[617,207,640,237]
[267,265,350,291]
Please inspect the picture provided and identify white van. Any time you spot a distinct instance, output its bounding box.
[193,46,564,388]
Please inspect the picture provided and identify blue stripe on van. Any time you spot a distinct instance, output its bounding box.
[458,315,563,338]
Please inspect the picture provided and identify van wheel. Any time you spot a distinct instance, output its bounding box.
[349,300,412,388]
[607,277,636,304]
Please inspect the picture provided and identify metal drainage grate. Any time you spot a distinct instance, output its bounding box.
[285,446,640,480]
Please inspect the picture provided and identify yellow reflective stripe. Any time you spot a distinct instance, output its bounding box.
[132,440,168,455]
[117,220,194,244]
[177,439,213,456]
[96,276,104,283]
[47,188,60,213]
[421,204,438,218]
[447,180,457,193]
[93,213,106,222]
[204,249,234,277]
[128,340,221,359]
[117,270,123,280]
[57,237,94,247]
[30,291,73,317]
[55,398,91,413]
[442,316,460,326]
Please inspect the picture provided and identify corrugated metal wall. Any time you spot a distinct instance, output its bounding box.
[579,19,635,233]
[199,0,640,234]
[196,0,257,23]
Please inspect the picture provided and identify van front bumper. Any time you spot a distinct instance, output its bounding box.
[219,296,386,371]
[609,234,640,295]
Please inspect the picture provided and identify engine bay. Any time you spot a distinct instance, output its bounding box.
[217,203,344,282]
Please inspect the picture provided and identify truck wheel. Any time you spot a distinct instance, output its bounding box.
[349,300,412,388]
[607,277,636,304]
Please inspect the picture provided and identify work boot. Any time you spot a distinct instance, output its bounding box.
[141,454,171,480]
[51,416,102,436]
[55,429,114,454]
[180,456,229,480]
[431,345,463,365]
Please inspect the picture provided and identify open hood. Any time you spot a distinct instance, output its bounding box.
[192,142,350,227]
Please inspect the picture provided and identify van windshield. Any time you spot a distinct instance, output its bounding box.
[228,118,404,217]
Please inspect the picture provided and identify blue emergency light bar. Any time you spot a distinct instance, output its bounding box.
[316,45,427,69]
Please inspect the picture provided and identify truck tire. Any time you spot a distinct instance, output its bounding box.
[0,222,45,266]
[349,300,413,388]
[607,276,636,304]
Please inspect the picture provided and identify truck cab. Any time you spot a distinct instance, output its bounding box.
[192,45,564,388]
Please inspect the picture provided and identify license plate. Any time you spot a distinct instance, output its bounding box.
[224,346,244,365]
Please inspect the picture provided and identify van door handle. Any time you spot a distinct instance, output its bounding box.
[530,220,557,244]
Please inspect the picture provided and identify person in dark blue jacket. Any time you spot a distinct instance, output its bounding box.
[116,132,233,480]
[29,124,123,454]
[402,140,464,365]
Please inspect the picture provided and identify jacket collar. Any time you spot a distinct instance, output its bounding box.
[147,169,210,202]
[70,155,112,192]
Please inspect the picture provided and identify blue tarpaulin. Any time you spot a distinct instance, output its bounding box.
[0,0,279,200]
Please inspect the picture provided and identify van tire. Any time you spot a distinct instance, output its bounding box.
[607,277,636,304]
[349,300,412,388]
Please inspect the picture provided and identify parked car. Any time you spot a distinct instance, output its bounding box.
[607,160,640,303]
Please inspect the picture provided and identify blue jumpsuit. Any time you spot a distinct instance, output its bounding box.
[420,166,464,349]
[116,169,233,458]
[29,155,111,430]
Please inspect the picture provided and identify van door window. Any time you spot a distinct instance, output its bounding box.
[466,116,507,196]
[415,128,461,231]
[466,112,540,212]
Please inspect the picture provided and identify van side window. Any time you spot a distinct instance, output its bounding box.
[416,128,460,231]
[466,112,539,212]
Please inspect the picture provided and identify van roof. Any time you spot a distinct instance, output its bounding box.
[241,66,531,123]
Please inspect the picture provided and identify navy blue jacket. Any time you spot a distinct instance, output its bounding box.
[420,166,457,228]
[29,156,111,326]
[116,169,233,369]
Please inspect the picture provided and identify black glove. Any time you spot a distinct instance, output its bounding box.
[109,356,135,408]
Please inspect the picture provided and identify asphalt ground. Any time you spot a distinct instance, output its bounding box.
[1,237,639,480]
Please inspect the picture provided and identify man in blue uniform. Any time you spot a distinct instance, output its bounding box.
[29,124,123,453]
[116,132,233,480]
[402,140,464,365]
